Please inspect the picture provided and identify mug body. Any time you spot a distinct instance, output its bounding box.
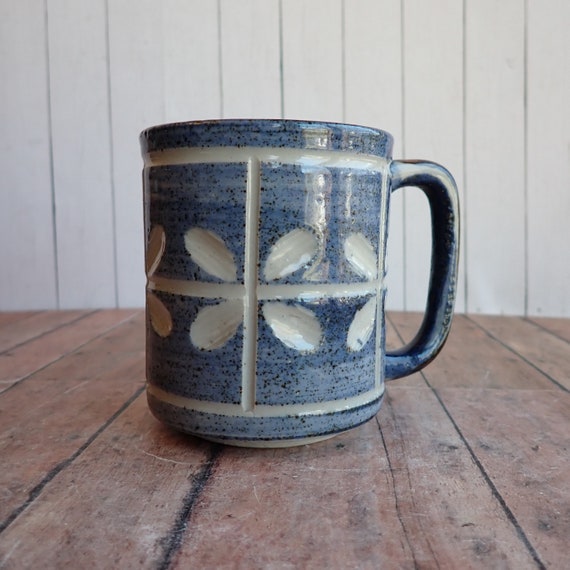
[141,120,394,447]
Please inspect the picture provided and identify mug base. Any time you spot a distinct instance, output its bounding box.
[199,432,342,448]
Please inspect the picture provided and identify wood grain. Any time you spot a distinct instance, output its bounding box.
[167,387,537,569]
[0,396,213,569]
[0,310,89,354]
[469,315,570,391]
[528,317,570,344]
[390,313,555,389]
[0,309,138,392]
[0,313,144,529]
[0,310,568,568]
[435,388,570,569]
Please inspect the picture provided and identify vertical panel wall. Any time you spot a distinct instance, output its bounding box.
[47,0,117,309]
[526,0,570,316]
[108,0,164,308]
[0,1,568,316]
[0,0,57,310]
[403,0,465,313]
[465,0,526,314]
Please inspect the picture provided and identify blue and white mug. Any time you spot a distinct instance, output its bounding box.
[140,119,459,447]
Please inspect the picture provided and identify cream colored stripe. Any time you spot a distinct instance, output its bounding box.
[143,146,388,171]
[148,277,379,301]
[147,383,384,418]
[241,157,261,413]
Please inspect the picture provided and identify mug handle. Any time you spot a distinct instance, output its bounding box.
[385,160,460,380]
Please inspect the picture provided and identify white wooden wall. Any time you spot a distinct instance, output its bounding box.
[1,0,568,316]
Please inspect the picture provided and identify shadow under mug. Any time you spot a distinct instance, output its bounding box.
[140,119,459,447]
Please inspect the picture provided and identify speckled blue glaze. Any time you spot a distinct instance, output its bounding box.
[141,119,459,447]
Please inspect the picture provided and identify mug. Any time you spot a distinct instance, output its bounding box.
[140,119,459,447]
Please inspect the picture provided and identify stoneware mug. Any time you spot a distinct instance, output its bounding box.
[140,119,459,447]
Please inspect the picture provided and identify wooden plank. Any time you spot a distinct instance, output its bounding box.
[528,317,570,344]
[402,0,465,312]
[435,387,570,568]
[344,0,406,311]
[281,0,343,121]
[0,395,213,569]
[390,313,555,389]
[48,0,116,308]
[169,388,536,568]
[163,0,221,122]
[526,0,570,317]
[0,313,144,529]
[469,315,570,391]
[0,309,138,392]
[465,0,525,314]
[220,0,281,118]
[108,0,164,308]
[0,0,58,310]
[0,310,88,354]
[0,312,40,329]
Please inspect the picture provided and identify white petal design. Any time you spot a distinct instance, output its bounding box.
[264,228,319,281]
[190,300,243,350]
[184,227,237,282]
[262,302,322,353]
[146,225,166,276]
[347,297,377,351]
[344,233,378,279]
[147,292,173,338]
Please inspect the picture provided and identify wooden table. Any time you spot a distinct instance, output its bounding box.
[0,310,568,569]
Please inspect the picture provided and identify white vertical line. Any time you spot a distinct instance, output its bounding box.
[104,0,119,308]
[242,156,261,412]
[44,0,60,309]
[523,0,529,316]
[400,0,408,310]
[462,0,469,312]
[217,0,224,118]
[278,0,285,119]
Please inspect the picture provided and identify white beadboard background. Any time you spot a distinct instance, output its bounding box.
[1,0,568,316]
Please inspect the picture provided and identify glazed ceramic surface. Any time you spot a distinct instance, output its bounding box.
[140,120,459,447]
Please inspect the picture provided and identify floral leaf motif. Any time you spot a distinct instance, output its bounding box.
[184,227,237,282]
[146,225,166,276]
[347,297,377,351]
[264,228,319,281]
[344,233,378,280]
[262,302,322,353]
[147,292,173,338]
[190,300,243,351]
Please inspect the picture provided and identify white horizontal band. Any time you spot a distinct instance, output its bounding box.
[148,276,381,301]
[143,146,388,171]
[147,383,384,418]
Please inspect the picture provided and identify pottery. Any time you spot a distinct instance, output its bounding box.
[140,119,459,447]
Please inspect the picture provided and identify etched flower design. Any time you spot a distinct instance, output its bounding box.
[186,226,323,353]
[344,233,379,352]
[145,225,173,338]
[147,224,380,354]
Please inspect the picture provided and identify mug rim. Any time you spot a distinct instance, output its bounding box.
[140,118,394,158]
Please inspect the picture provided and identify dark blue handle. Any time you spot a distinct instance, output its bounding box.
[385,160,460,380]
